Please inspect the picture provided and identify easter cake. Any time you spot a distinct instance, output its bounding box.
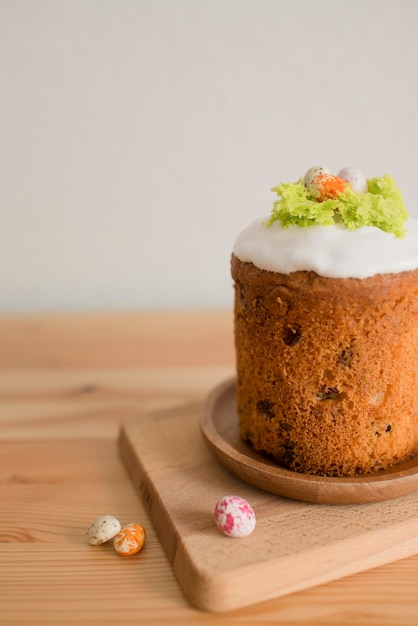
[231,166,418,477]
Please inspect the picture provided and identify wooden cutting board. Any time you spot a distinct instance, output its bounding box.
[118,396,418,613]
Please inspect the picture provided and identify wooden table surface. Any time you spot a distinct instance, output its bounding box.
[0,310,417,626]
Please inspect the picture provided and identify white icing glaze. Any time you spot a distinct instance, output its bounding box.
[233,217,418,278]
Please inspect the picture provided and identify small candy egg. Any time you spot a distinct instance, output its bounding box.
[113,523,146,556]
[87,515,121,545]
[303,165,331,188]
[214,495,256,538]
[337,167,368,193]
[309,172,348,201]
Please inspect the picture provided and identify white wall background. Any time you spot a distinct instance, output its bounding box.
[1,0,418,313]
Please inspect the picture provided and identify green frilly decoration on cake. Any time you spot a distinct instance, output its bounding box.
[267,174,408,238]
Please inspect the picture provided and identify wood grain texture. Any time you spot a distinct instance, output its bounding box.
[0,310,417,625]
[0,310,234,369]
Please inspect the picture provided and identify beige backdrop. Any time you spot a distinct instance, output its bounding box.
[1,0,417,313]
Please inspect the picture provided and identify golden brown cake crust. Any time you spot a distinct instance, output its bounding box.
[231,254,418,477]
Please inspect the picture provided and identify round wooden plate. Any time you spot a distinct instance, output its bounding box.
[200,377,418,505]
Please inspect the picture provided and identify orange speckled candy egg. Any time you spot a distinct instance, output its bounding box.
[113,523,146,556]
[309,172,348,201]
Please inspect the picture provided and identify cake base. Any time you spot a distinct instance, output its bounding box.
[200,378,418,505]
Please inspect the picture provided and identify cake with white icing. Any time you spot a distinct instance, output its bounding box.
[231,166,418,477]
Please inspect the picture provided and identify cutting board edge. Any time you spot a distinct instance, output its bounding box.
[118,414,418,612]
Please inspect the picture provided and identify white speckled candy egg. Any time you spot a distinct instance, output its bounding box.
[303,165,331,188]
[113,523,146,556]
[87,515,121,545]
[337,167,368,193]
[214,495,256,538]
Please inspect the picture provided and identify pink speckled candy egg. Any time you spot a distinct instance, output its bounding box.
[214,495,256,538]
[337,167,368,193]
